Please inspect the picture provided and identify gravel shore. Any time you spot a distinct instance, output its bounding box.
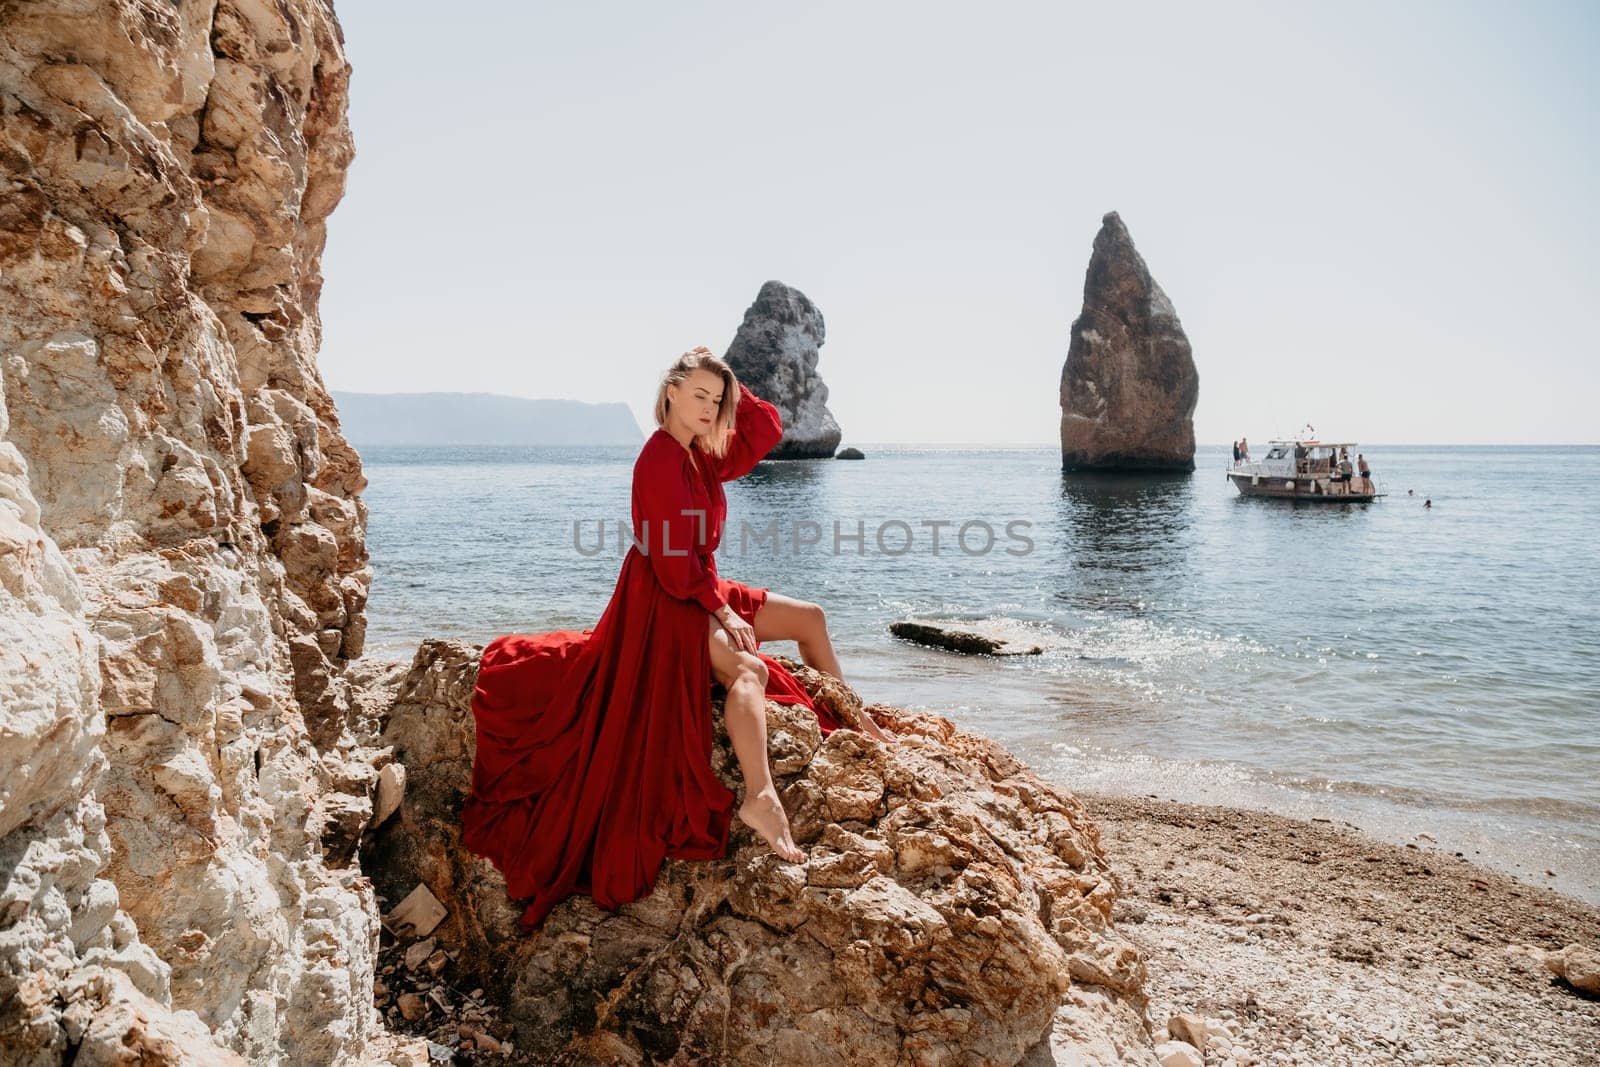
[1080,793,1600,1066]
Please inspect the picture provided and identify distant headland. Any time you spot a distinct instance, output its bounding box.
[332,391,643,446]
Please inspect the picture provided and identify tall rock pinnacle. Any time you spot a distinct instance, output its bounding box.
[1059,212,1199,472]
[723,281,842,459]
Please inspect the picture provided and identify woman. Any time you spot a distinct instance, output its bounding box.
[461,346,893,932]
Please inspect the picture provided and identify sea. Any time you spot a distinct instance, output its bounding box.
[357,442,1600,904]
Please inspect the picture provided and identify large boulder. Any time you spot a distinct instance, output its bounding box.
[362,639,1156,1065]
[1059,213,1199,473]
[0,3,409,1061]
[724,280,842,459]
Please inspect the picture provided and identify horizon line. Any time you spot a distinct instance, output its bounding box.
[350,439,1600,449]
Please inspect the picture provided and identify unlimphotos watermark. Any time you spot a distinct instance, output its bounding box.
[572,511,1035,557]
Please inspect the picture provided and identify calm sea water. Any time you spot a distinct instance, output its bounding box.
[358,442,1600,903]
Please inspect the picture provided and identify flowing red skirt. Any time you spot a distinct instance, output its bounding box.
[460,550,839,931]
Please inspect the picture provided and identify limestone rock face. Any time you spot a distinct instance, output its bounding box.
[362,640,1155,1065]
[1059,213,1198,473]
[0,2,390,1061]
[724,280,842,459]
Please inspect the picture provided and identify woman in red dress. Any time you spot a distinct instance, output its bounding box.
[461,346,894,932]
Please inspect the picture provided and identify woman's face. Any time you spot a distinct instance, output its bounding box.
[668,368,725,436]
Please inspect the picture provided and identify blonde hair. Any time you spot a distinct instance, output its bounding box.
[653,346,739,459]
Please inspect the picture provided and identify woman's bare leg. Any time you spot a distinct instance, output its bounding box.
[752,592,844,679]
[750,593,897,744]
[709,618,804,862]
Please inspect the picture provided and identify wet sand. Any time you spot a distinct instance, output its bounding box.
[1080,793,1600,1065]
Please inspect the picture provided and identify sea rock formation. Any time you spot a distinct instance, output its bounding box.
[362,640,1156,1065]
[724,280,842,459]
[0,2,403,1061]
[1059,213,1199,473]
[889,620,1045,657]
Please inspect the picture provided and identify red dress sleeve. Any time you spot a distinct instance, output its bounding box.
[711,381,784,482]
[632,445,728,614]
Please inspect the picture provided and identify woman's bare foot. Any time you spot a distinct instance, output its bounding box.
[737,787,805,863]
[858,711,899,745]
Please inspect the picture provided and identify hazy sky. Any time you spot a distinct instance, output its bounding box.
[320,1,1596,445]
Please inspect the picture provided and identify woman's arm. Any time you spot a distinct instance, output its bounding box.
[631,451,728,614]
[711,381,784,483]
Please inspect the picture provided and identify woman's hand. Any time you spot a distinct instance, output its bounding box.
[717,608,758,654]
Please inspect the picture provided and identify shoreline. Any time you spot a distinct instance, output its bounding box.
[1046,764,1600,909]
[1076,791,1600,1065]
[364,626,1600,907]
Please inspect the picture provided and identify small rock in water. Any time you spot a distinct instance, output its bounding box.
[888,619,1043,656]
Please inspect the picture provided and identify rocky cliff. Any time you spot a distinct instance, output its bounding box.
[724,280,843,459]
[1059,213,1199,473]
[0,2,394,1061]
[361,641,1157,1065]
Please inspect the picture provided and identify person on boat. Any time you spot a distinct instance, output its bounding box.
[1357,453,1371,492]
[1232,439,1241,468]
[460,346,895,932]
[1239,437,1250,462]
[1293,442,1308,475]
[1339,454,1355,492]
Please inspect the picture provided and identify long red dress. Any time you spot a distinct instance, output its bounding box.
[460,381,840,932]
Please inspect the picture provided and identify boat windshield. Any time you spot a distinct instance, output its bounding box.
[1265,446,1288,460]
